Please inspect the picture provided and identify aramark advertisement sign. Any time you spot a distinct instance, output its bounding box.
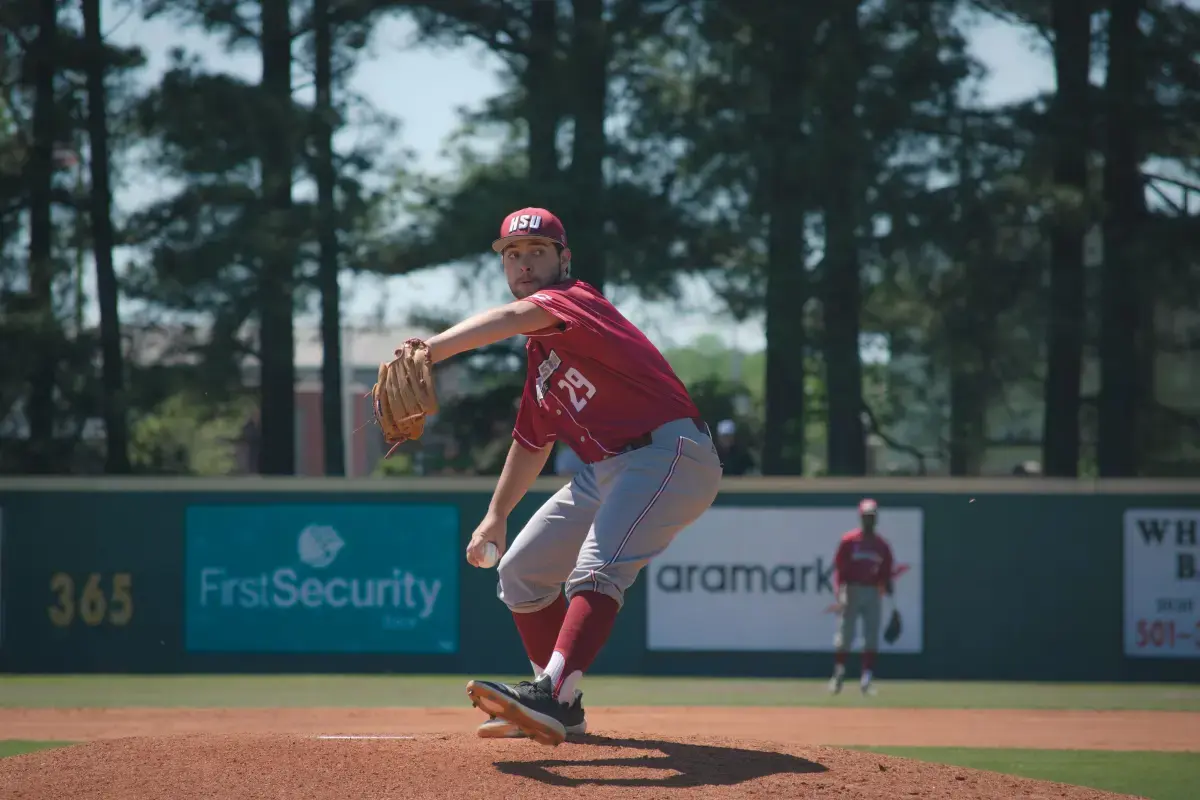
[185,503,459,653]
[647,506,924,653]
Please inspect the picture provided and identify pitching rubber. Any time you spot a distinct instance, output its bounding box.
[465,680,566,747]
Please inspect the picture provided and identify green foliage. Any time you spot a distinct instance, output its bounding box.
[122,49,396,315]
[0,0,147,472]
[662,334,864,474]
[2,0,1196,476]
[389,0,708,297]
[372,450,416,477]
[420,336,528,476]
[662,334,766,402]
[129,391,253,475]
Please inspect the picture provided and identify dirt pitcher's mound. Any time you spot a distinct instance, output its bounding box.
[0,732,1140,800]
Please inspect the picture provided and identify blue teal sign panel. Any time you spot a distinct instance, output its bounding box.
[185,503,459,653]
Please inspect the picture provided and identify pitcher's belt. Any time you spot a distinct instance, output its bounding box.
[613,416,709,456]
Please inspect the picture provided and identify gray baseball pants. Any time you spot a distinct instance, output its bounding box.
[835,583,883,651]
[497,417,722,612]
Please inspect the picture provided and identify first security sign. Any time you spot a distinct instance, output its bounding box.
[185,504,459,653]
[1124,509,1200,659]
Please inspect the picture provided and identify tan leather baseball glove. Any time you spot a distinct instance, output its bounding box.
[370,338,438,456]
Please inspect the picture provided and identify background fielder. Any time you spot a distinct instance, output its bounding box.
[414,206,723,746]
[830,498,895,695]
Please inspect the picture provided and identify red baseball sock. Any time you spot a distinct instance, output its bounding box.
[511,592,567,674]
[835,651,847,668]
[545,590,619,699]
[862,650,876,672]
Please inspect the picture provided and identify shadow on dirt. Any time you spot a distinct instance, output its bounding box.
[493,734,828,788]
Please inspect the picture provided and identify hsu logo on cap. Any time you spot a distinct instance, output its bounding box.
[509,213,543,232]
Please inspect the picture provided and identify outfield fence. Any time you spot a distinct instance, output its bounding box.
[1,476,1197,681]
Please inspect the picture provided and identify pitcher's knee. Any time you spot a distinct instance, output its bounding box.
[501,591,561,613]
[496,557,561,613]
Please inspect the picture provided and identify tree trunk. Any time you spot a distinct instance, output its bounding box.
[947,343,987,476]
[567,0,607,290]
[760,12,811,476]
[82,0,131,474]
[947,272,990,476]
[526,0,560,187]
[821,0,866,476]
[1041,0,1091,477]
[1097,0,1144,477]
[258,0,297,475]
[314,0,344,476]
[26,0,58,472]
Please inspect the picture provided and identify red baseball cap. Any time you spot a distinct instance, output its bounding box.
[858,498,879,515]
[492,207,568,252]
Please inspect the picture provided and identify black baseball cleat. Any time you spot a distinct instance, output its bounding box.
[466,675,570,746]
[476,690,587,739]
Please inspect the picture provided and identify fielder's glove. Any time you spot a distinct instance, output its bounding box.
[883,608,902,645]
[370,338,438,456]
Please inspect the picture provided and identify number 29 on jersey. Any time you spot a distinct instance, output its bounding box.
[537,350,597,412]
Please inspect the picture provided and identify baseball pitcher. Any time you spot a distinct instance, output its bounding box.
[830,498,898,695]
[370,207,722,746]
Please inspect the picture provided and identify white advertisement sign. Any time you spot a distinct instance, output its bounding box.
[647,506,924,652]
[1124,509,1200,659]
[0,505,4,649]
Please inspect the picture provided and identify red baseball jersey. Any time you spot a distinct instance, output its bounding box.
[512,279,701,463]
[833,529,895,589]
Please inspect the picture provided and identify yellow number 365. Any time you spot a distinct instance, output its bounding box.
[48,573,133,628]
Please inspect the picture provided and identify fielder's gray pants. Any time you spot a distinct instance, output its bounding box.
[835,583,883,652]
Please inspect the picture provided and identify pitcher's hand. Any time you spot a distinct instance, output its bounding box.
[466,513,507,567]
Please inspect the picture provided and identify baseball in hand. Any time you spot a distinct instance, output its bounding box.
[479,542,500,569]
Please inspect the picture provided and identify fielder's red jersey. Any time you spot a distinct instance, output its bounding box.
[513,279,701,463]
[833,529,895,589]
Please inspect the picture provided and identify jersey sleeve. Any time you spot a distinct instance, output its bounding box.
[523,285,595,332]
[512,376,556,453]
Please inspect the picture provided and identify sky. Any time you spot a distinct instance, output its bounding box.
[92,1,1058,356]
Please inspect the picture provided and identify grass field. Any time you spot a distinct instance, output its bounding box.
[855,747,1200,800]
[2,674,1199,711]
[2,675,1197,800]
[0,741,73,757]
